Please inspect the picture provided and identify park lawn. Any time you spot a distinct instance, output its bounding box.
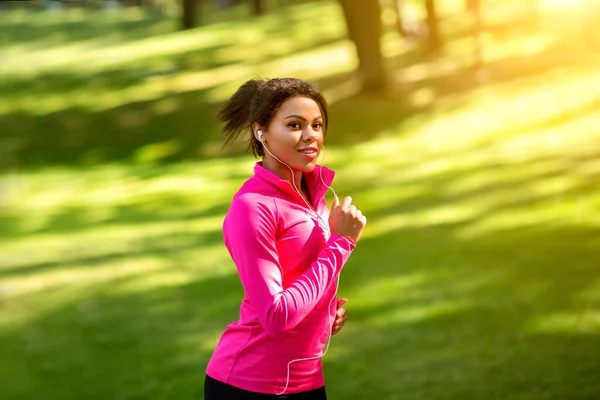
[1,1,600,399]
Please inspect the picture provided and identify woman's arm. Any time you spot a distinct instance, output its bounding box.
[224,195,355,339]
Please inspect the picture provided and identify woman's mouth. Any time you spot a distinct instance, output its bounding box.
[298,147,319,160]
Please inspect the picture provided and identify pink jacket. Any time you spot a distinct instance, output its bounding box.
[206,162,356,394]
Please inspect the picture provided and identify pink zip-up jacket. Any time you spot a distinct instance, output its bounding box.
[206,162,356,394]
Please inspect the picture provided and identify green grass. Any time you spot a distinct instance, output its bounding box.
[1,1,600,399]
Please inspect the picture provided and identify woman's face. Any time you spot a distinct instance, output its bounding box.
[259,96,325,173]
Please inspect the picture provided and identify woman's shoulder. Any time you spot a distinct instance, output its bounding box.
[224,184,279,233]
[229,178,277,214]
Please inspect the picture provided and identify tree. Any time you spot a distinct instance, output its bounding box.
[252,0,264,15]
[338,0,387,91]
[182,0,198,29]
[425,0,442,50]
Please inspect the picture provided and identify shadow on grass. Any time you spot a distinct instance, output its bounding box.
[0,225,225,279]
[324,220,600,399]
[2,198,598,399]
[2,131,599,399]
[0,271,242,400]
[359,146,600,221]
[2,122,600,399]
[1,90,224,169]
[317,136,599,397]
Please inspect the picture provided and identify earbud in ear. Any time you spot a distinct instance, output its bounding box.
[257,130,263,139]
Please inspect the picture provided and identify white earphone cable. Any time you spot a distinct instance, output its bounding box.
[258,132,340,396]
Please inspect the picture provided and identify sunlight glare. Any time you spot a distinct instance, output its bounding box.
[372,299,472,327]
[543,0,587,11]
[526,310,600,334]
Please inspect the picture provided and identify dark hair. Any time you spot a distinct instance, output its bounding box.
[218,77,329,157]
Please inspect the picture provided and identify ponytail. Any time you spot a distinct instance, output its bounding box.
[218,78,265,157]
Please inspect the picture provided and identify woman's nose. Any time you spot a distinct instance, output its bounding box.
[302,127,319,141]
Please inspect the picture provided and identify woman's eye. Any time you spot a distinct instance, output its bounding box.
[289,123,301,129]
[313,123,323,130]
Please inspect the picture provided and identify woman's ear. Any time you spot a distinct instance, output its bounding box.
[253,124,264,142]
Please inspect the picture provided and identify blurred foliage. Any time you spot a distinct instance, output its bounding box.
[1,0,599,169]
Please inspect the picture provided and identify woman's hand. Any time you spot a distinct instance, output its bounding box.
[329,196,367,243]
[332,298,348,335]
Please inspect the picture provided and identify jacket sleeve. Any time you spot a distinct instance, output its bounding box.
[223,195,355,339]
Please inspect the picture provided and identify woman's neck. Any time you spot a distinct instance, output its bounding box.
[262,157,303,190]
[262,157,313,206]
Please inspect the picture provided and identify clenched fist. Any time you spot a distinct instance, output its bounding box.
[328,196,367,243]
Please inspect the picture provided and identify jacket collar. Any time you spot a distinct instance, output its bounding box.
[253,161,335,204]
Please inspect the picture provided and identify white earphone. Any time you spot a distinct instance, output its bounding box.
[256,129,337,200]
[256,128,340,395]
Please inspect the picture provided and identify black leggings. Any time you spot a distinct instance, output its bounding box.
[204,375,327,400]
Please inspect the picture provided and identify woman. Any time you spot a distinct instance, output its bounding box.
[205,77,367,399]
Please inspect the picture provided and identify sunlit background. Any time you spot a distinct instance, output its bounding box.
[1,0,599,399]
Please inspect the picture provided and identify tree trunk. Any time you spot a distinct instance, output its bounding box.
[339,0,387,92]
[252,0,264,15]
[425,0,441,50]
[182,0,197,29]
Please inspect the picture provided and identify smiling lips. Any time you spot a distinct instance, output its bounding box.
[298,146,319,158]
